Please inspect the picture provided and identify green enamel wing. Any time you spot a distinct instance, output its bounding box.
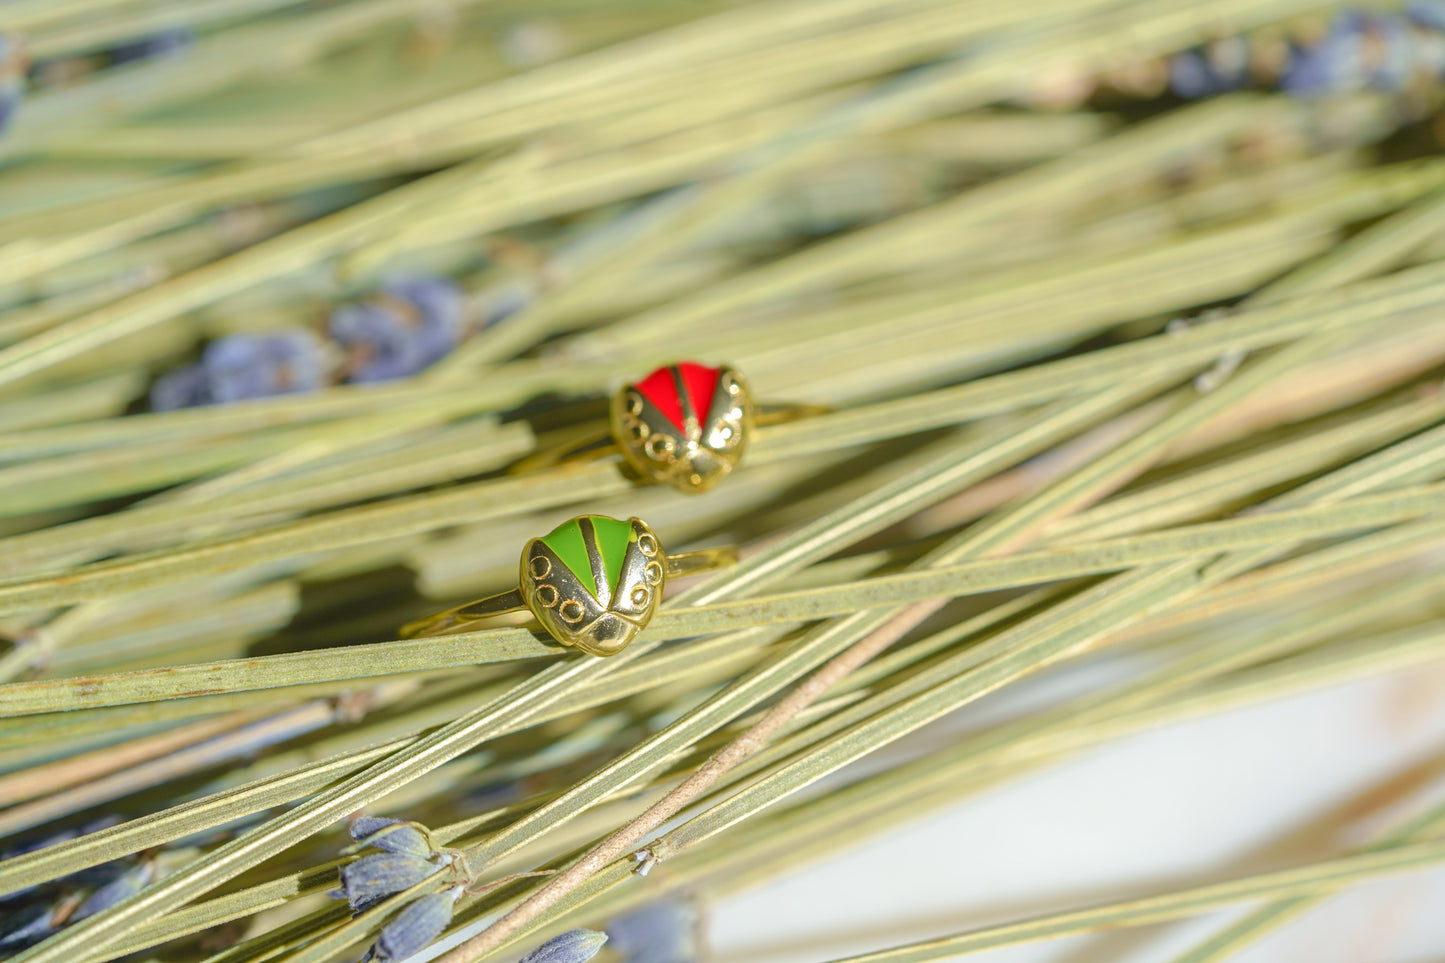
[521,515,665,656]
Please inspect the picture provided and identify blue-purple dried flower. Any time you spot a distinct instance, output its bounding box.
[0,35,28,140]
[349,817,436,861]
[72,863,154,921]
[150,330,328,410]
[605,901,699,963]
[0,903,56,950]
[518,929,609,963]
[369,890,458,962]
[109,28,194,66]
[1282,11,1379,96]
[1167,40,1251,99]
[149,364,215,411]
[1409,0,1445,32]
[203,330,327,403]
[329,277,467,383]
[338,853,442,913]
[1165,7,1445,101]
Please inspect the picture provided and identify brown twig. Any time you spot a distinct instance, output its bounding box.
[432,598,940,963]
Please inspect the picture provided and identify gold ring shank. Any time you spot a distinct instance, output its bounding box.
[510,426,615,475]
[752,401,831,427]
[399,588,526,639]
[663,546,739,579]
[514,404,827,475]
[401,547,736,641]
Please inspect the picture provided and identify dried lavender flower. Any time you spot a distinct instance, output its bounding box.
[148,364,214,411]
[203,330,328,403]
[330,277,466,383]
[0,903,56,951]
[350,817,436,860]
[0,35,28,139]
[150,330,328,410]
[1410,0,1445,31]
[109,28,194,66]
[1168,50,1223,98]
[605,901,699,963]
[1282,11,1384,96]
[518,929,609,963]
[71,863,154,922]
[369,890,457,962]
[337,853,441,913]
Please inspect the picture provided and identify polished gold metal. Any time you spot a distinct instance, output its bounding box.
[612,362,753,493]
[400,514,737,656]
[512,361,822,494]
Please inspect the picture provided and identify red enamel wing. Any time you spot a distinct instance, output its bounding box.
[611,362,754,493]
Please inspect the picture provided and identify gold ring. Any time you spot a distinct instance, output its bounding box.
[400,514,736,656]
[515,361,824,494]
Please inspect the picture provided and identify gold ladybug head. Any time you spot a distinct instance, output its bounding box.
[519,515,664,656]
[611,362,753,494]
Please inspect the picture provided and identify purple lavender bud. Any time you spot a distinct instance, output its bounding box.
[371,891,456,962]
[149,364,215,411]
[1168,50,1216,98]
[350,817,435,860]
[0,35,28,140]
[1283,12,1369,96]
[72,863,153,921]
[387,277,466,347]
[66,858,133,890]
[0,903,56,950]
[2,827,79,861]
[109,28,194,65]
[328,301,416,383]
[329,277,466,383]
[605,902,698,963]
[1365,14,1414,90]
[518,929,609,963]
[337,853,440,912]
[1408,0,1445,32]
[201,330,326,404]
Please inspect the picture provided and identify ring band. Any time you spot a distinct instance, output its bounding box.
[400,514,737,656]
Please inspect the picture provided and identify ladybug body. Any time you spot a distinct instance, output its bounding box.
[520,515,664,656]
[612,362,753,494]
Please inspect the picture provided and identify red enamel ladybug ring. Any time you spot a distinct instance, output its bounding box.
[612,361,754,494]
[520,361,820,494]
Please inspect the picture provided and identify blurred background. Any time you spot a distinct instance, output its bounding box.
[4,2,1445,963]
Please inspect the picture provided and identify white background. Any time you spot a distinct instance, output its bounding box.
[710,656,1445,963]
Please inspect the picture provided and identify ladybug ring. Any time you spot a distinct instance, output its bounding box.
[400,514,736,656]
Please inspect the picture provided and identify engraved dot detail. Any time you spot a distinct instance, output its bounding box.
[630,585,649,606]
[637,534,659,557]
[529,556,552,579]
[535,584,558,607]
[560,600,586,623]
[644,561,664,585]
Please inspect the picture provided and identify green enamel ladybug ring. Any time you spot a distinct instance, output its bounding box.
[400,514,737,656]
